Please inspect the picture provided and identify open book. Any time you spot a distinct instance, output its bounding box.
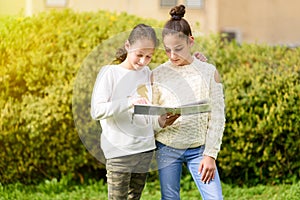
[134,100,211,115]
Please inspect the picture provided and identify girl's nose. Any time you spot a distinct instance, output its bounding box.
[139,57,146,65]
[170,51,177,59]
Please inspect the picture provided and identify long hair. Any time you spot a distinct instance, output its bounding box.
[115,24,158,63]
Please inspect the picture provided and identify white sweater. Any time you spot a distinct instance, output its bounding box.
[91,65,155,159]
[152,58,225,159]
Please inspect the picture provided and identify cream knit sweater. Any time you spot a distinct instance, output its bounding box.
[152,58,225,159]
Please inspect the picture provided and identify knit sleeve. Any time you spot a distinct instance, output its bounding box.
[203,69,226,159]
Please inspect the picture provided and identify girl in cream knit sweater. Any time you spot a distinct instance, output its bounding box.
[152,5,225,200]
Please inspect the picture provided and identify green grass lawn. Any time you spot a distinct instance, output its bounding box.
[0,175,299,200]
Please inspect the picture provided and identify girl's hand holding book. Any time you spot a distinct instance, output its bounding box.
[158,113,181,128]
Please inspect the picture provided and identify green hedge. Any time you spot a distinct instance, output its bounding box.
[0,9,162,184]
[199,38,300,185]
[0,9,299,185]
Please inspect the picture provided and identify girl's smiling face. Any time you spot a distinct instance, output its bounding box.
[125,39,155,70]
[163,34,194,66]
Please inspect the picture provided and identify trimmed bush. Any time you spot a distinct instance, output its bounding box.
[0,9,162,184]
[198,38,300,185]
[0,9,299,185]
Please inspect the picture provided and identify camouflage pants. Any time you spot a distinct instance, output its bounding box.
[106,150,154,200]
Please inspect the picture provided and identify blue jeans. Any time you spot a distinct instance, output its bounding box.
[156,142,223,200]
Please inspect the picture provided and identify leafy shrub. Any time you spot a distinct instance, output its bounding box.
[0,9,162,184]
[197,37,300,185]
[0,9,299,186]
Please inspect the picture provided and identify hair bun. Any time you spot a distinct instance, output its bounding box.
[170,4,186,20]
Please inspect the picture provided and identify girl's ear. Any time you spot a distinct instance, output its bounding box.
[125,40,130,51]
[188,36,194,47]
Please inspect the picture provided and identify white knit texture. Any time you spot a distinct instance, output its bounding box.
[152,58,225,159]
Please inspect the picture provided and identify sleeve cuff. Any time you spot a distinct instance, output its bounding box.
[152,115,163,132]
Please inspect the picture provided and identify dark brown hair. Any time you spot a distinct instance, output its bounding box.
[162,5,192,38]
[115,24,158,63]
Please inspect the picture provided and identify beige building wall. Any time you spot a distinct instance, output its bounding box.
[0,0,208,33]
[0,0,25,15]
[0,0,63,16]
[1,0,299,46]
[218,0,300,45]
[67,0,207,34]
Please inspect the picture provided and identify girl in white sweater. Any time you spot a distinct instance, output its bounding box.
[152,5,226,200]
[91,24,158,200]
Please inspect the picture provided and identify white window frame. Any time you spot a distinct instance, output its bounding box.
[185,0,204,9]
[45,0,68,7]
[161,0,178,7]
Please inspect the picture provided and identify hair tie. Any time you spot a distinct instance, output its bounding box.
[171,15,181,20]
